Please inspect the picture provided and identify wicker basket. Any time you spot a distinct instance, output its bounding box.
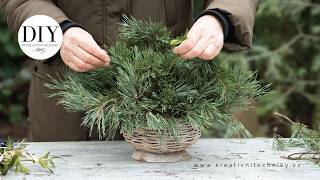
[122,123,201,162]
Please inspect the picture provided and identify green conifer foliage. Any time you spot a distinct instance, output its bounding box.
[46,17,267,139]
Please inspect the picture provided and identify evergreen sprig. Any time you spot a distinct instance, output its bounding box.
[46,17,267,139]
[0,140,58,176]
[273,112,320,165]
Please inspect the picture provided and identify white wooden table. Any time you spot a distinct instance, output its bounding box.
[2,138,319,180]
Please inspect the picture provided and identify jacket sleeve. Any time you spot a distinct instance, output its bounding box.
[0,0,69,33]
[205,0,258,51]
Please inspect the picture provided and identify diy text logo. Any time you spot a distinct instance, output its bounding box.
[18,15,63,60]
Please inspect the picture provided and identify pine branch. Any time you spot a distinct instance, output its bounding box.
[46,17,267,140]
[273,112,320,165]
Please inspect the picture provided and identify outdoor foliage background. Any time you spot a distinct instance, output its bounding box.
[0,0,319,139]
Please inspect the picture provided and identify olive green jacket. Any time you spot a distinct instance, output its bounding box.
[1,0,258,49]
[0,0,258,141]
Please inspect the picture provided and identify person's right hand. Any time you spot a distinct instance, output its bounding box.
[60,27,110,72]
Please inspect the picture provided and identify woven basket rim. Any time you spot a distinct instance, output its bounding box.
[122,122,201,153]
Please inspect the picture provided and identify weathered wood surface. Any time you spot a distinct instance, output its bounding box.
[2,138,319,180]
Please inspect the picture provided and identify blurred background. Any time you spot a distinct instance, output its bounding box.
[1,0,319,140]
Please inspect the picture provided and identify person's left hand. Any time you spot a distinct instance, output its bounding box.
[173,15,224,60]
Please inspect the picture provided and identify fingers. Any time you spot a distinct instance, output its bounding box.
[64,60,84,73]
[75,47,109,67]
[173,15,224,61]
[175,34,222,60]
[199,44,221,60]
[180,37,209,59]
[60,27,111,72]
[68,54,97,72]
[61,49,97,72]
[173,32,201,55]
[78,37,110,64]
[60,43,107,72]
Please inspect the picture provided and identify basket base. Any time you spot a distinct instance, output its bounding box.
[132,149,191,162]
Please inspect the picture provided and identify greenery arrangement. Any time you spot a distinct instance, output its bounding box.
[1,0,319,139]
[0,140,57,176]
[273,112,320,165]
[46,17,267,140]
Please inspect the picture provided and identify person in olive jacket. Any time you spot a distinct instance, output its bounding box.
[0,0,258,141]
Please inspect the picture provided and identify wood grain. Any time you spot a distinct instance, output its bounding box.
[3,138,320,180]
